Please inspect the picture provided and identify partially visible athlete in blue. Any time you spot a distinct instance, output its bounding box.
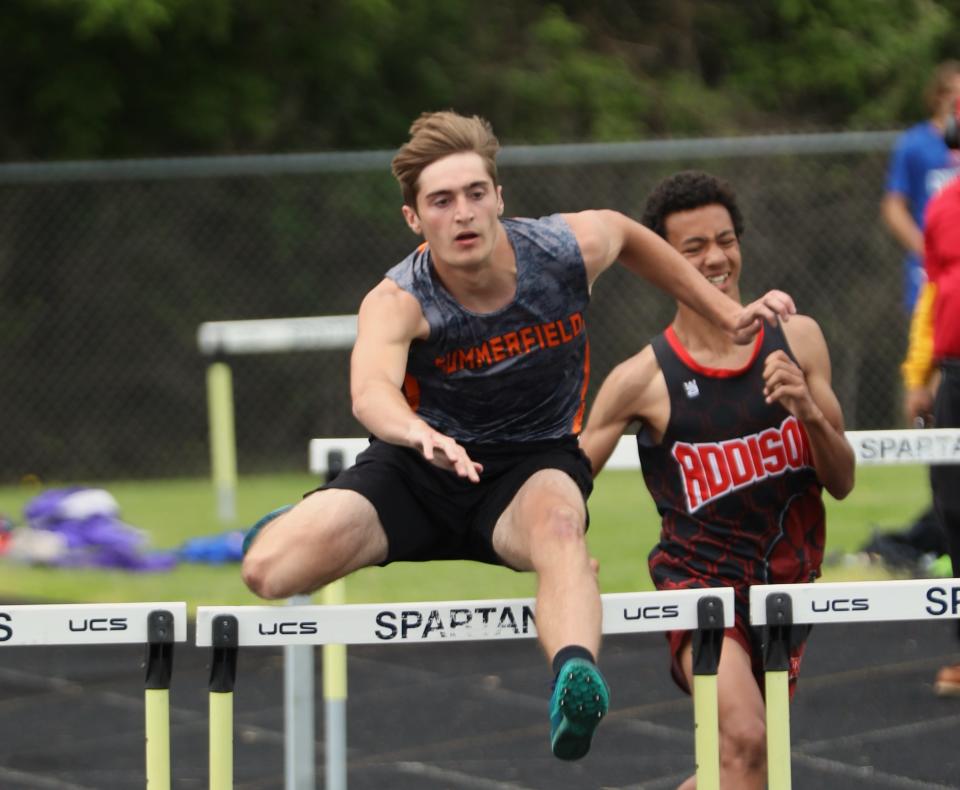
[882,60,960,313]
[873,61,960,571]
[241,111,796,760]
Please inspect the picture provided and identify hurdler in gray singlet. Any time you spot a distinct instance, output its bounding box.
[385,214,590,443]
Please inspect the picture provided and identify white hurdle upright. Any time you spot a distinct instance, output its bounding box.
[751,578,960,790]
[0,602,188,790]
[198,588,733,789]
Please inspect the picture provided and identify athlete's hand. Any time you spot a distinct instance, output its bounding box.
[407,421,483,482]
[732,290,796,345]
[904,387,934,428]
[762,350,821,422]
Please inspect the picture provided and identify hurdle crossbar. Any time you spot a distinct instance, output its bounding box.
[310,429,960,477]
[197,588,733,646]
[0,601,188,645]
[750,578,960,627]
[198,588,733,789]
[751,579,960,790]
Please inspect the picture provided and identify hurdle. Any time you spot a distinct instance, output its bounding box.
[751,578,960,789]
[197,314,358,523]
[302,427,960,788]
[747,427,960,790]
[0,601,187,789]
[197,587,733,789]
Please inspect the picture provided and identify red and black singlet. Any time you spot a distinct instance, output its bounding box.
[639,322,825,601]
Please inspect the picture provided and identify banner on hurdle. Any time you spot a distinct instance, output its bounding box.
[845,428,960,466]
[749,578,960,626]
[196,588,734,647]
[0,602,188,646]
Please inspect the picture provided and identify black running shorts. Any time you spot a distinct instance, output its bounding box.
[309,436,593,567]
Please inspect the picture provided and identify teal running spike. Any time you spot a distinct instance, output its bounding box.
[241,504,293,556]
[549,658,609,760]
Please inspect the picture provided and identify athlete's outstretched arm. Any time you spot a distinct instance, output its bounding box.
[563,210,796,344]
[766,316,855,500]
[580,347,664,476]
[351,279,483,481]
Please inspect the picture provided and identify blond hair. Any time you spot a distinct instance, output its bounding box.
[925,60,960,114]
[391,111,500,208]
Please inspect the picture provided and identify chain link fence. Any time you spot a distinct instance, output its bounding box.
[0,132,907,483]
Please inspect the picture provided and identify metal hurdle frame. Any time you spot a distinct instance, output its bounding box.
[751,578,960,790]
[198,588,733,790]
[0,602,188,789]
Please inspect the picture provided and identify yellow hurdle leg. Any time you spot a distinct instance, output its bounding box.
[209,691,233,790]
[323,579,347,701]
[765,669,792,790]
[323,580,348,790]
[145,688,170,790]
[207,360,238,523]
[693,673,720,790]
[144,609,175,790]
[207,614,238,790]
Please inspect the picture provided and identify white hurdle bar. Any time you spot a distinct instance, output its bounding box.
[0,602,188,790]
[751,579,960,790]
[198,588,733,789]
[309,429,960,477]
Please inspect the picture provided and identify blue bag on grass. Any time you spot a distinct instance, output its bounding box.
[177,530,245,564]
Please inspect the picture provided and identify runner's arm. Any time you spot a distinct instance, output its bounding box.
[770,316,855,499]
[563,210,795,344]
[881,192,924,255]
[580,347,663,476]
[351,279,482,480]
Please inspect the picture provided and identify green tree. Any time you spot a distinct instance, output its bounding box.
[2,0,959,159]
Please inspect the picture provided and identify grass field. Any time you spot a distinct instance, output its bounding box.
[0,465,933,609]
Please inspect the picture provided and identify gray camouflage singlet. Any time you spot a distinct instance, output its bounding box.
[385,214,590,443]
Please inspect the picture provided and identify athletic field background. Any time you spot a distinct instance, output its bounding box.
[0,465,927,608]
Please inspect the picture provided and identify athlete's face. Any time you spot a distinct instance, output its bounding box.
[937,74,960,121]
[664,203,741,301]
[402,152,504,269]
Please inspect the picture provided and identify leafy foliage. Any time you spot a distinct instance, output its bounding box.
[2,0,959,159]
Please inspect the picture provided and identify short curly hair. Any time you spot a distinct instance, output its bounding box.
[641,170,744,240]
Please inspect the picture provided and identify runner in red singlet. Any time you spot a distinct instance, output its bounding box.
[581,171,855,789]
